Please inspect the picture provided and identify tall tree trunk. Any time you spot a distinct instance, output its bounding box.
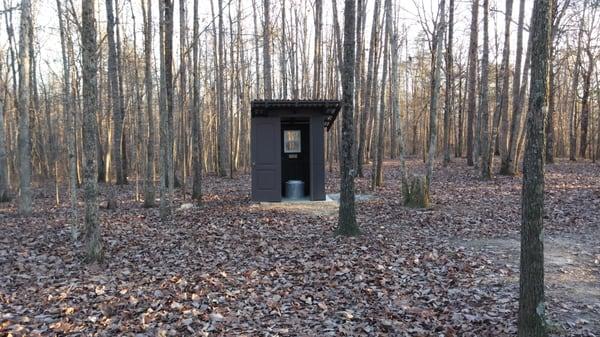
[0,71,8,202]
[82,0,103,262]
[141,0,156,208]
[579,50,593,159]
[105,0,126,185]
[569,8,586,161]
[545,0,570,163]
[17,0,32,215]
[57,0,78,216]
[373,0,391,188]
[312,0,323,98]
[216,0,229,177]
[518,0,551,335]
[159,0,173,219]
[191,0,202,201]
[443,0,454,166]
[497,0,514,175]
[356,0,381,177]
[480,0,492,179]
[426,0,446,186]
[337,0,359,236]
[262,0,273,98]
[506,0,528,174]
[466,0,479,166]
[280,0,288,98]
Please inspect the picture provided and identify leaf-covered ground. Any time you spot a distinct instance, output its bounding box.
[1,159,598,336]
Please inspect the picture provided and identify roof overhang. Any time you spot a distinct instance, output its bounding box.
[251,99,341,131]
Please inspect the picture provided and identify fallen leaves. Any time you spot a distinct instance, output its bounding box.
[0,158,598,336]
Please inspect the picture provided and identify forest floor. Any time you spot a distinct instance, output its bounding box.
[1,158,599,336]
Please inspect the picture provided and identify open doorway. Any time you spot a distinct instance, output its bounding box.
[281,118,310,198]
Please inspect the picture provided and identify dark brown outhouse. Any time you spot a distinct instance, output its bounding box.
[251,99,341,202]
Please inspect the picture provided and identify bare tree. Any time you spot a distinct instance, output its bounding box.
[191,0,202,201]
[518,0,551,334]
[82,0,103,262]
[0,58,8,202]
[141,0,155,208]
[217,0,230,177]
[480,0,492,179]
[337,0,359,236]
[497,0,515,175]
[263,0,273,98]
[105,0,126,185]
[443,0,454,165]
[466,0,479,166]
[17,0,32,214]
[426,0,446,187]
[569,3,586,161]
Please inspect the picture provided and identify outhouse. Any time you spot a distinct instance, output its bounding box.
[251,99,341,202]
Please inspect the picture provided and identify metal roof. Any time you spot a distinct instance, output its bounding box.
[251,99,341,131]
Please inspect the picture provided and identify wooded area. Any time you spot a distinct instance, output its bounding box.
[0,0,599,335]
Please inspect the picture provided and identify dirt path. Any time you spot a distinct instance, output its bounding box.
[454,228,600,336]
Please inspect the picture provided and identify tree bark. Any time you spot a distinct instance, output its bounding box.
[82,0,103,262]
[142,0,155,208]
[262,0,273,98]
[191,0,202,201]
[497,0,514,175]
[466,0,479,166]
[443,0,454,166]
[480,0,492,179]
[518,0,551,335]
[105,0,126,185]
[356,0,380,177]
[426,0,446,188]
[217,0,230,177]
[0,72,8,202]
[337,0,359,236]
[17,0,32,214]
[569,8,586,161]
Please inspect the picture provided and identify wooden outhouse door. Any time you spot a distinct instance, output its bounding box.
[251,116,282,201]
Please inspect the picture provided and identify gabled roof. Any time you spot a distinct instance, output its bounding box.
[251,99,341,131]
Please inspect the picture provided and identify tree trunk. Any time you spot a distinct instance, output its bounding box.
[372,0,391,188]
[217,0,230,177]
[497,0,514,175]
[159,0,172,220]
[569,9,586,161]
[82,0,103,262]
[356,0,381,177]
[0,77,8,202]
[191,0,202,201]
[518,0,551,335]
[480,0,492,179]
[105,0,126,185]
[141,0,156,208]
[466,0,479,166]
[337,0,359,236]
[262,0,273,98]
[579,48,593,159]
[443,0,454,166]
[17,0,32,215]
[426,0,446,190]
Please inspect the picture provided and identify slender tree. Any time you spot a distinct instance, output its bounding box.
[518,0,551,334]
[0,59,8,202]
[82,0,103,262]
[480,0,492,179]
[105,0,126,185]
[337,0,359,236]
[466,0,479,166]
[142,0,155,208]
[497,0,515,175]
[17,0,32,214]
[263,0,273,98]
[443,0,454,165]
[191,0,202,200]
[426,0,446,186]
